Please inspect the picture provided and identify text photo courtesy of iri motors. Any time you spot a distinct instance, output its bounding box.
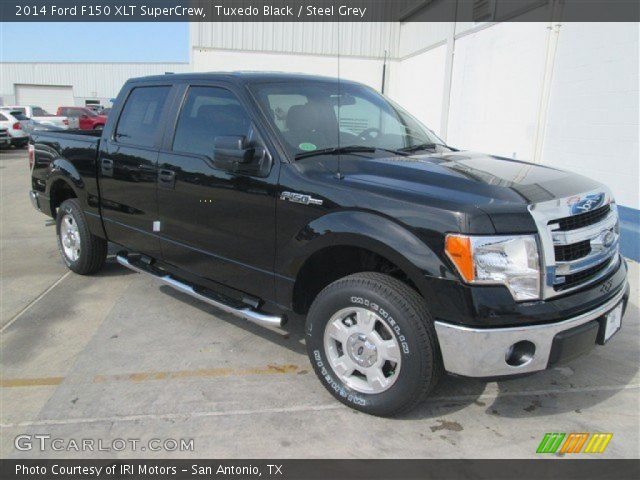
[0,1,639,479]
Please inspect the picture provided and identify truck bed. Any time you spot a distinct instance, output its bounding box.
[35,129,103,140]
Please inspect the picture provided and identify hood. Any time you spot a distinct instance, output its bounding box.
[337,150,603,207]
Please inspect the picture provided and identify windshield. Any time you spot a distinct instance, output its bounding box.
[250,81,443,158]
[32,107,54,117]
[10,111,29,121]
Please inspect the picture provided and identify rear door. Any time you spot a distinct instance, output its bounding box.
[98,84,173,258]
[156,83,280,301]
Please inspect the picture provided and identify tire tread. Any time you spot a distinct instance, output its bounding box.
[308,272,442,416]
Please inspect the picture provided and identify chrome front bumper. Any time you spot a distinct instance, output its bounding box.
[434,281,628,377]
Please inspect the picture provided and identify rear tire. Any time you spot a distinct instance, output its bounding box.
[306,272,442,416]
[56,199,107,274]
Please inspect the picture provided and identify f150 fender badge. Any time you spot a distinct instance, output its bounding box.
[280,191,323,206]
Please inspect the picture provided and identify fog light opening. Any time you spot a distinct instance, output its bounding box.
[505,341,536,367]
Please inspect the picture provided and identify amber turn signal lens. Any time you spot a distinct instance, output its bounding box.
[445,234,474,282]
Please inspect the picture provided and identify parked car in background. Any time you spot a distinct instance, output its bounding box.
[0,127,10,149]
[57,107,107,130]
[99,107,112,116]
[2,105,69,129]
[0,110,29,147]
[23,120,65,135]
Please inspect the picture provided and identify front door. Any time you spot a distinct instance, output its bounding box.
[156,85,279,302]
[98,85,172,258]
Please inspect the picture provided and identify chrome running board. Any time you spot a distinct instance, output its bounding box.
[116,254,284,328]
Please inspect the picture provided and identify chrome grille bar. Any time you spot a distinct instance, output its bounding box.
[550,210,618,245]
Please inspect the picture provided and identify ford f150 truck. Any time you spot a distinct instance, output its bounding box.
[29,73,629,416]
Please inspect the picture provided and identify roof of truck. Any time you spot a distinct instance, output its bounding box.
[127,71,362,85]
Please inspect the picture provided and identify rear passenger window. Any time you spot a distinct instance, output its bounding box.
[173,86,251,158]
[115,86,170,148]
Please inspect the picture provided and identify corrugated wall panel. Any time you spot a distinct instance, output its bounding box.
[191,22,399,58]
[0,63,189,101]
[398,22,451,58]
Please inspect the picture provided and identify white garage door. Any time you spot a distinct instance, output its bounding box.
[15,84,74,115]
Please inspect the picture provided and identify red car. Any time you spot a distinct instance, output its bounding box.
[57,107,107,130]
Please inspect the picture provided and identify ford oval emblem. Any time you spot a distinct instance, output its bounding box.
[602,230,615,248]
[571,193,605,215]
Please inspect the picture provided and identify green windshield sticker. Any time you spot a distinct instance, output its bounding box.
[299,142,317,151]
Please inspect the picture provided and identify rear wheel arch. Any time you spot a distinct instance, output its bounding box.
[46,158,85,217]
[49,178,78,218]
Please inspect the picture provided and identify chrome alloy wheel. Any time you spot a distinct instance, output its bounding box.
[323,307,402,394]
[60,213,81,262]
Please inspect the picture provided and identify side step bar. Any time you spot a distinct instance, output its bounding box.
[116,254,285,328]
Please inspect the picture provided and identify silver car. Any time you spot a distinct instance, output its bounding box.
[0,110,30,147]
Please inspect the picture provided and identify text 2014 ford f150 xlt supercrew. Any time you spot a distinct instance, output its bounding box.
[29,73,629,416]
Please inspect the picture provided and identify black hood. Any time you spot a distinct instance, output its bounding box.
[335,150,603,206]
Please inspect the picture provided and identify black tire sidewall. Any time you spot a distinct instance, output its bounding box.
[55,199,90,273]
[306,276,435,415]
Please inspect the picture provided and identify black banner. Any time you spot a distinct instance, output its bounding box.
[1,0,639,22]
[2,459,640,480]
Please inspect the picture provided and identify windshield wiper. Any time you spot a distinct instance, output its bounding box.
[398,143,438,153]
[295,145,408,160]
[399,142,453,153]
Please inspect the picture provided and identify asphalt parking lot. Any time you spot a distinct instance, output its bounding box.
[1,147,638,459]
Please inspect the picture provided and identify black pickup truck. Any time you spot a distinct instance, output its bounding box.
[29,73,629,415]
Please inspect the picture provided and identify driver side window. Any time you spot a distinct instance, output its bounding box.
[173,86,252,158]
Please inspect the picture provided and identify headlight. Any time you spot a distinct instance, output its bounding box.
[445,234,541,301]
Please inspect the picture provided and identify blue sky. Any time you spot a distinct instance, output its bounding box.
[0,23,189,62]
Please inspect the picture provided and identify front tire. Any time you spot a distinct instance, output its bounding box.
[306,272,442,416]
[56,199,107,274]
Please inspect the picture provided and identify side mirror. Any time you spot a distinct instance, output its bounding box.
[213,135,255,167]
[213,135,272,176]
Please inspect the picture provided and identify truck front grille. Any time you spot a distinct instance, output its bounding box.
[554,240,591,262]
[528,191,619,299]
[552,205,610,231]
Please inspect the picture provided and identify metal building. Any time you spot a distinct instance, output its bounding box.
[0,62,189,112]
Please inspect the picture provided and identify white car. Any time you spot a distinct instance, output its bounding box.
[0,109,29,147]
[1,105,69,129]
